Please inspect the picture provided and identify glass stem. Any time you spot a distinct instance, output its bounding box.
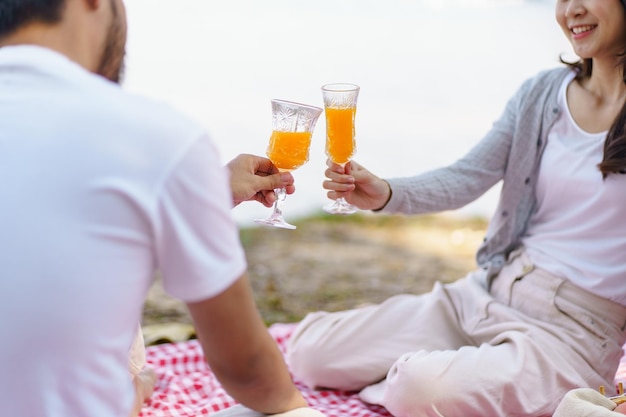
[273,187,287,217]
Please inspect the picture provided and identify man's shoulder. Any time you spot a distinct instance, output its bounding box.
[101,85,201,132]
[12,45,203,137]
[76,76,206,147]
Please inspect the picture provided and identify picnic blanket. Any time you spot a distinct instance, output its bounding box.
[140,323,626,417]
[139,323,392,417]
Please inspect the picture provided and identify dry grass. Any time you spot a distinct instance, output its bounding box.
[142,212,487,333]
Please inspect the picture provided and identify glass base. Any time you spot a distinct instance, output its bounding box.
[254,187,296,229]
[323,197,358,215]
[254,216,296,230]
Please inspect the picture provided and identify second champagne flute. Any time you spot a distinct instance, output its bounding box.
[254,99,322,230]
[322,83,360,215]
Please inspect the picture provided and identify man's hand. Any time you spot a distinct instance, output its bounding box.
[227,154,295,207]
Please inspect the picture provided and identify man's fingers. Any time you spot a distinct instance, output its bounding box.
[254,157,280,176]
[261,172,293,191]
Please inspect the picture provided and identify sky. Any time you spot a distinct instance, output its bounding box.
[121,0,572,225]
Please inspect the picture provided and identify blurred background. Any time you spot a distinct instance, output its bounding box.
[123,0,574,226]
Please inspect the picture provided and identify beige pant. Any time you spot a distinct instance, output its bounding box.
[286,249,626,417]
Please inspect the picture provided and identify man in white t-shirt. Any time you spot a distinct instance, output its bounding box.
[0,1,320,417]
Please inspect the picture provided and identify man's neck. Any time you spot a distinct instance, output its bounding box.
[0,19,97,74]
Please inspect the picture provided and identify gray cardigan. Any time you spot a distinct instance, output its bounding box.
[382,67,572,277]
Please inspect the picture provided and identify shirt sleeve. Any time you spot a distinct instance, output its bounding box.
[155,134,247,303]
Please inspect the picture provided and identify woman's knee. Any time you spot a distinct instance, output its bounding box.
[285,338,324,388]
[381,352,446,416]
[287,311,379,390]
[286,312,337,388]
[380,351,492,417]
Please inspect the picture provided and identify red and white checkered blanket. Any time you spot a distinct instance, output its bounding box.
[140,323,392,417]
[140,322,626,417]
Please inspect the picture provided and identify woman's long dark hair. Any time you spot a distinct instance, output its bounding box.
[598,49,626,178]
[560,20,626,178]
[599,87,626,178]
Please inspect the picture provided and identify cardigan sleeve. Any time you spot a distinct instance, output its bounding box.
[380,74,533,215]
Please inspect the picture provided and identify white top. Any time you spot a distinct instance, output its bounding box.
[522,71,626,302]
[0,46,247,417]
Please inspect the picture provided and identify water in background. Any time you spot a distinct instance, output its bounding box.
[124,0,573,226]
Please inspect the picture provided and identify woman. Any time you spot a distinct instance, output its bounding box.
[286,1,626,416]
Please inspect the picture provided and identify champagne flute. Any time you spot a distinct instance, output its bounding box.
[254,99,322,230]
[321,83,360,215]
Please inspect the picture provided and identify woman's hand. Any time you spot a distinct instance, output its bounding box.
[323,159,391,211]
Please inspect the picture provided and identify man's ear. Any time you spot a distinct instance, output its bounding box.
[84,0,101,10]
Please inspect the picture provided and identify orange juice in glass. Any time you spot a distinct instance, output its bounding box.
[322,83,360,215]
[254,99,322,230]
[325,107,356,165]
[267,130,312,172]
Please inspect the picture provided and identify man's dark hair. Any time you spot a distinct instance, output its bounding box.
[0,0,65,38]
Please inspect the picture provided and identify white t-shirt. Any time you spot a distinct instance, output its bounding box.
[0,46,247,417]
[522,71,626,304]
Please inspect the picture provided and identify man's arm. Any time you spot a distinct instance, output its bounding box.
[187,273,307,414]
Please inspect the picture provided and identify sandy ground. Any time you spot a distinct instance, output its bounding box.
[141,212,488,344]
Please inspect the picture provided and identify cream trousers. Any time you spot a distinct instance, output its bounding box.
[286,249,626,417]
